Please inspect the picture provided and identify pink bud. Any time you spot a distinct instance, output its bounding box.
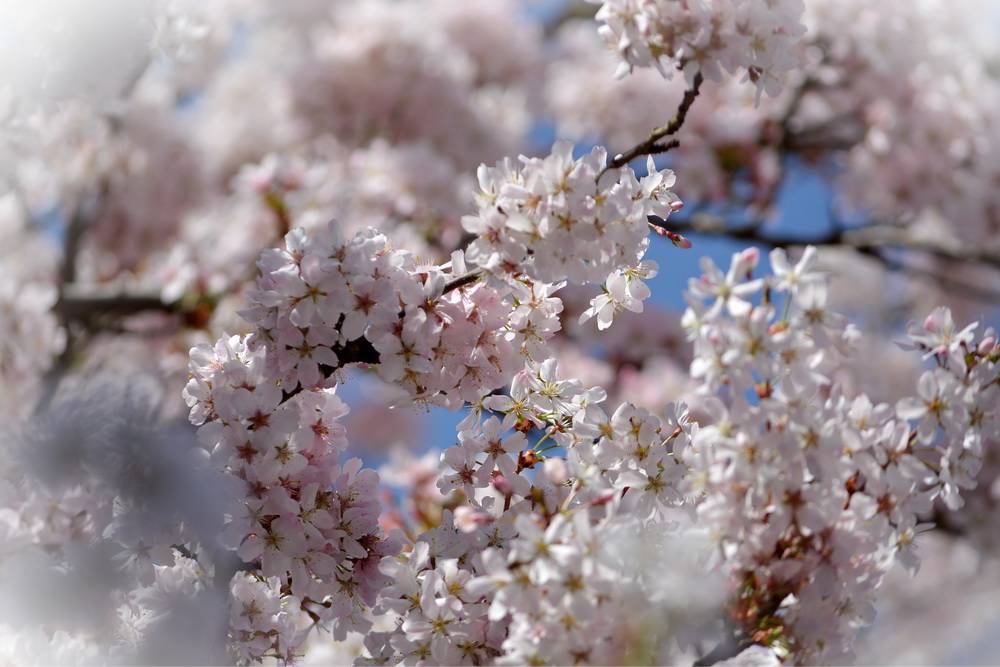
[491,470,513,497]
[741,247,761,265]
[669,199,685,211]
[668,232,693,249]
[736,246,760,277]
[250,172,272,194]
[978,337,996,356]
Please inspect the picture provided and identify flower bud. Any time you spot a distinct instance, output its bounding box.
[978,336,996,356]
[668,232,693,249]
[492,470,514,497]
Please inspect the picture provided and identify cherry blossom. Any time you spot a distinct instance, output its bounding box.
[2,1,1000,665]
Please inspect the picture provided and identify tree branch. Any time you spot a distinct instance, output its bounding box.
[54,287,181,323]
[277,267,486,404]
[443,268,485,294]
[603,71,704,174]
[661,213,1000,301]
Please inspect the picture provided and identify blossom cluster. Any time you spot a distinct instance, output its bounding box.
[361,356,717,665]
[184,332,398,660]
[463,140,682,329]
[590,0,807,100]
[3,0,1000,662]
[238,221,566,409]
[681,246,1000,662]
[560,0,1000,263]
[157,198,1000,664]
[898,307,1000,511]
[181,210,580,658]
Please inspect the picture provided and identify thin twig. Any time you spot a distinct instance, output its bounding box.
[662,214,1000,301]
[666,214,1000,270]
[442,268,485,295]
[602,71,704,175]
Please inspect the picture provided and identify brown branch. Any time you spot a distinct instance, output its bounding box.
[671,214,1000,269]
[40,188,111,412]
[269,256,488,403]
[443,268,485,294]
[662,214,1000,301]
[602,71,704,174]
[781,114,867,154]
[332,336,380,366]
[279,268,486,403]
[279,336,380,404]
[54,288,181,323]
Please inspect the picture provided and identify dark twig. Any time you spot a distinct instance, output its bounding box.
[54,288,181,323]
[662,214,1000,302]
[602,71,704,175]
[442,268,485,295]
[674,214,1000,269]
[40,186,112,413]
[279,267,486,403]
